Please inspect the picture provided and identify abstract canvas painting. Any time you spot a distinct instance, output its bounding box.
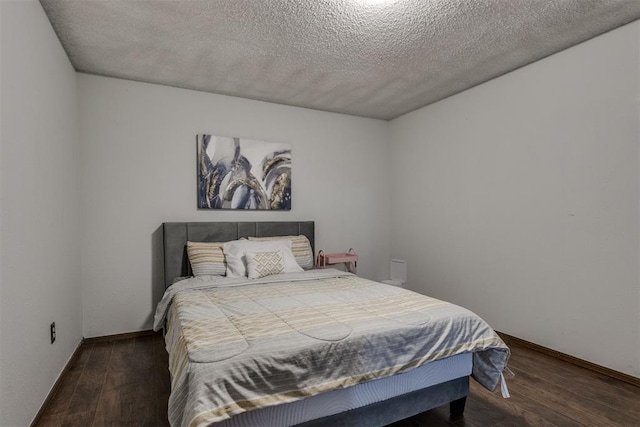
[197,134,292,210]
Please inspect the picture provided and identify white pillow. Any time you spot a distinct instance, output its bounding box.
[248,235,314,269]
[222,239,302,277]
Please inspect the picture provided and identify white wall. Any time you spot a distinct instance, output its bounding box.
[0,1,83,425]
[390,22,640,377]
[77,74,391,337]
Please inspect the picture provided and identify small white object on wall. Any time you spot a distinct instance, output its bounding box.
[382,259,406,287]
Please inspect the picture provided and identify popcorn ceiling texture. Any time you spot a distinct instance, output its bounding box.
[40,0,640,120]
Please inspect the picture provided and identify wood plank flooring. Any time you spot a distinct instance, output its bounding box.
[35,333,639,426]
[35,333,169,427]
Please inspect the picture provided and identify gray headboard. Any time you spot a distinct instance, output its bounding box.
[162,221,315,288]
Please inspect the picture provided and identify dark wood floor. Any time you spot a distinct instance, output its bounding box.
[35,333,639,427]
[35,333,170,427]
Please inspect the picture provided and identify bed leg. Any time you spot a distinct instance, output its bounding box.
[449,396,466,420]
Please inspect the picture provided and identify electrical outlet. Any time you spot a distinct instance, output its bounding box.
[50,322,56,344]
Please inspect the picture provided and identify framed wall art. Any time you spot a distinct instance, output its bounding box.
[197,134,292,210]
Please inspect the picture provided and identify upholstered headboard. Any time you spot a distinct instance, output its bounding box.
[162,221,315,288]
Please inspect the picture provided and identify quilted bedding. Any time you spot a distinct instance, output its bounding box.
[153,269,509,427]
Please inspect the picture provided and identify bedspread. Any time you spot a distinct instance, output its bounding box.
[153,269,509,427]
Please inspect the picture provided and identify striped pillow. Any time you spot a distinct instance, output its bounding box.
[248,235,313,269]
[186,241,226,276]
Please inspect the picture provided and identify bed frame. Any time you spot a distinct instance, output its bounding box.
[162,221,468,426]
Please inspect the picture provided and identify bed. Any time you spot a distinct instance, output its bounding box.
[154,221,510,427]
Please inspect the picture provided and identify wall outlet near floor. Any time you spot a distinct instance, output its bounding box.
[50,322,56,344]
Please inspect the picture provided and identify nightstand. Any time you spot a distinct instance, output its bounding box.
[316,248,358,274]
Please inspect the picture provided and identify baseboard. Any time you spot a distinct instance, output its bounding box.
[30,339,83,427]
[83,329,157,344]
[497,331,640,388]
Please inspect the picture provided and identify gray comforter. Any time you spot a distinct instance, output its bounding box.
[154,269,509,427]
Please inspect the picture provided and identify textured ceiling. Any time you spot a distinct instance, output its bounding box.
[40,0,640,120]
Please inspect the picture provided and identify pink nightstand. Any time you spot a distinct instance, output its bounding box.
[316,248,358,274]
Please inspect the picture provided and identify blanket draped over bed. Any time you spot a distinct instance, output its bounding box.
[154,269,509,427]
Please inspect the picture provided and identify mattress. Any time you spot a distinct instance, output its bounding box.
[212,352,473,427]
